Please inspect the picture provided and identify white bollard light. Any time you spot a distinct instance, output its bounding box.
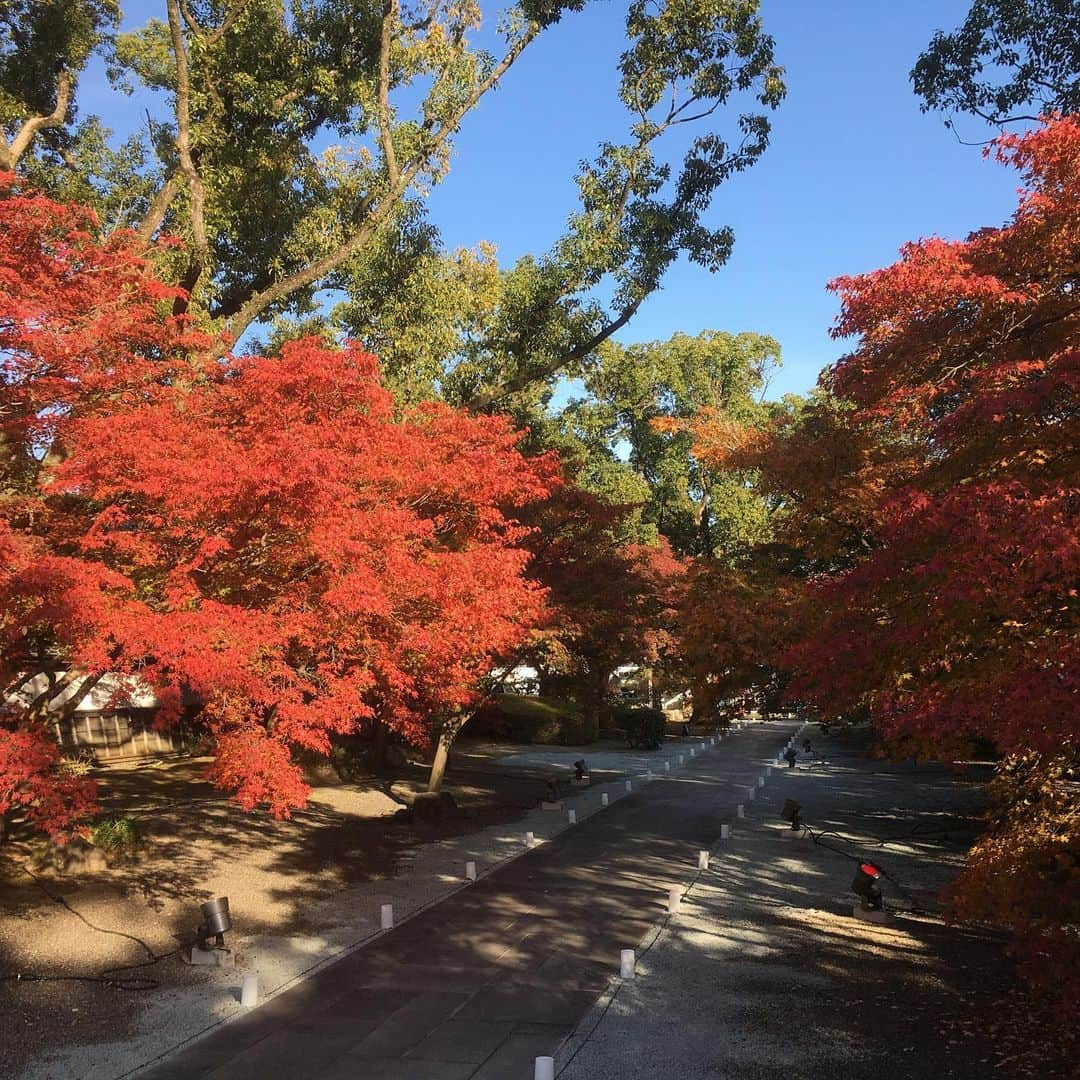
[620,949,636,979]
[240,971,259,1008]
[524,831,536,847]
[737,805,745,819]
[381,904,394,930]
[758,776,766,788]
[625,779,633,792]
[667,886,682,915]
[465,860,477,881]
[568,809,577,825]
[664,762,670,772]
[698,850,709,869]
[721,823,731,839]
[535,1057,556,1080]
[766,765,773,776]
[678,755,684,765]
[748,787,757,801]
[602,792,610,806]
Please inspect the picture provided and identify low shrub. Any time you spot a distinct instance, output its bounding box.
[615,705,667,750]
[58,751,96,777]
[471,693,589,745]
[87,815,139,851]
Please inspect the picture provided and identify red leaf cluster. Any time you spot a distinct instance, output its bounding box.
[679,117,1079,1017]
[1,178,557,825]
[791,116,1080,755]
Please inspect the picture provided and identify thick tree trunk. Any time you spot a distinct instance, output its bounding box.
[369,722,389,772]
[427,722,459,792]
[580,667,612,742]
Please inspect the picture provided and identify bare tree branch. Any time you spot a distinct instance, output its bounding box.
[206,0,256,45]
[464,294,645,411]
[216,25,541,352]
[378,0,401,186]
[135,172,182,242]
[179,0,254,44]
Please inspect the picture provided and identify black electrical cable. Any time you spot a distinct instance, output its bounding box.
[798,822,928,913]
[0,868,182,992]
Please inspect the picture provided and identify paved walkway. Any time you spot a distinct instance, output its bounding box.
[136,722,797,1080]
[556,737,1039,1080]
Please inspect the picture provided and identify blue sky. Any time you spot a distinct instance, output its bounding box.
[84,2,1022,401]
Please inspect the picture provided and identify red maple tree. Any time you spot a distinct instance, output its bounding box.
[1,173,200,838]
[677,119,1078,1018]
[792,118,1079,756]
[521,486,687,736]
[1,177,557,830]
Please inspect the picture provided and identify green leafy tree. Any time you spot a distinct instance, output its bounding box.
[912,0,1080,125]
[0,0,118,171]
[563,329,781,557]
[6,0,785,389]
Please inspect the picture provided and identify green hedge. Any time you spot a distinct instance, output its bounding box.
[471,693,591,745]
[614,705,667,750]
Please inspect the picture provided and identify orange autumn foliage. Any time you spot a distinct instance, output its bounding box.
[679,117,1080,1018]
[1,177,557,826]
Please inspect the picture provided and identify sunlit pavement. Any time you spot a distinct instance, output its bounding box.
[556,736,1008,1080]
[136,721,1008,1080]
[134,721,796,1079]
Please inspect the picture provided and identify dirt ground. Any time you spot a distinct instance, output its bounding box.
[0,737,594,1079]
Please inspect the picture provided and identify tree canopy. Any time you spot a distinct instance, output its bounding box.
[676,117,1079,1018]
[0,177,559,819]
[912,0,1080,125]
[562,329,782,557]
[3,0,785,407]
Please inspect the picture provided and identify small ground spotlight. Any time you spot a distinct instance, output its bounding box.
[852,863,884,911]
[780,799,802,830]
[196,896,232,950]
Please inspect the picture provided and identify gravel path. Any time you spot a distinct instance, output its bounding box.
[555,731,1068,1080]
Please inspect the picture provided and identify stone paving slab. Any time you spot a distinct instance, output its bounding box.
[554,735,1031,1080]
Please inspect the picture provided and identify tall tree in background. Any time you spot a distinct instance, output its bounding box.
[913,0,1080,125]
[3,0,784,405]
[0,1,119,172]
[661,392,896,718]
[563,330,781,556]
